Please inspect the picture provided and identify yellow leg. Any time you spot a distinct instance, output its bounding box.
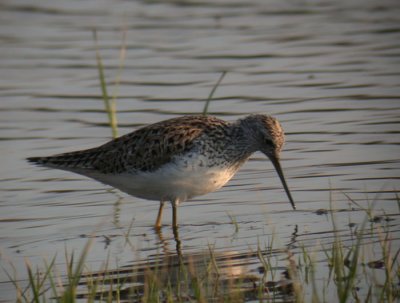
[155,201,165,229]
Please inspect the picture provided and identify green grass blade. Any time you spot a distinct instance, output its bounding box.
[3,265,28,303]
[25,259,40,303]
[44,255,59,298]
[202,71,226,115]
[93,29,118,138]
[62,237,94,302]
[109,28,127,133]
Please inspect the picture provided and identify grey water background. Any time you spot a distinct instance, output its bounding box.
[0,0,399,300]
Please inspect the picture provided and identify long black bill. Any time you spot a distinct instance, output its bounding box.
[268,155,296,210]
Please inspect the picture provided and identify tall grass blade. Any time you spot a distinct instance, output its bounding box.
[44,256,60,299]
[109,28,127,132]
[62,236,94,302]
[25,259,40,303]
[93,29,118,138]
[202,71,226,115]
[3,264,28,302]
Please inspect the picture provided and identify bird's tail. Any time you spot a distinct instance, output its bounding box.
[27,148,101,170]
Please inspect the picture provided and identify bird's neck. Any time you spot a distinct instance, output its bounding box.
[231,119,260,154]
[226,122,259,165]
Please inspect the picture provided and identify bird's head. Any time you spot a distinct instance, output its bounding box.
[241,114,296,210]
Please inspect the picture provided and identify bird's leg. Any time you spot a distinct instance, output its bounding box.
[172,200,178,229]
[154,200,165,229]
[171,199,182,257]
[173,225,182,258]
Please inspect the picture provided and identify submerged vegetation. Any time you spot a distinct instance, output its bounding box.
[5,192,400,302]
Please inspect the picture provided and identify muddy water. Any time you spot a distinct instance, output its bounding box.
[0,0,399,301]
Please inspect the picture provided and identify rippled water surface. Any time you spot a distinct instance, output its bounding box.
[0,0,399,301]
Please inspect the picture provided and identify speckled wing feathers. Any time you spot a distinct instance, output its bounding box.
[28,115,230,174]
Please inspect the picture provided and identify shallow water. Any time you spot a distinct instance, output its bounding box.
[0,0,399,301]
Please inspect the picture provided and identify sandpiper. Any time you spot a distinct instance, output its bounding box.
[27,114,295,229]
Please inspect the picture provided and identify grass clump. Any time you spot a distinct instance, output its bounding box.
[4,238,94,303]
[5,193,399,302]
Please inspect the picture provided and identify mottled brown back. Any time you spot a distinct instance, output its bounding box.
[27,115,229,174]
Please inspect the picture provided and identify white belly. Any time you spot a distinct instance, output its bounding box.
[86,155,238,204]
